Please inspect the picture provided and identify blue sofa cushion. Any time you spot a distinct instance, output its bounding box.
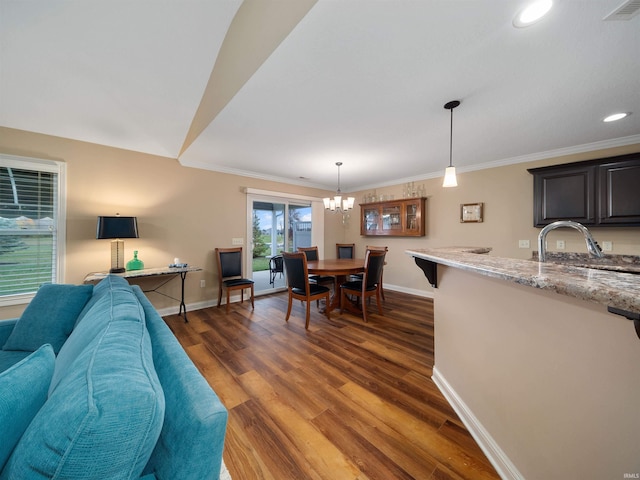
[2,283,93,353]
[0,344,55,470]
[0,320,165,480]
[73,274,132,328]
[49,281,144,394]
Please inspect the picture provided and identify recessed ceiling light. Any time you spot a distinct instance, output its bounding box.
[603,112,630,122]
[513,0,553,28]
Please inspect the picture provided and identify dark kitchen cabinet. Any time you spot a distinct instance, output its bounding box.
[598,159,640,225]
[528,153,640,227]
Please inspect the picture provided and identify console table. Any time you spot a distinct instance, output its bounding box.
[83,266,202,321]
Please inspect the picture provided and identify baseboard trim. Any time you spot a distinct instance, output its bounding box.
[384,283,434,299]
[154,285,432,317]
[432,367,524,480]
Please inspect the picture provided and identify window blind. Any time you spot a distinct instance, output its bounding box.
[0,165,58,297]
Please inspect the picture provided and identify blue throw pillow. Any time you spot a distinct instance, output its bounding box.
[0,344,55,469]
[2,283,93,353]
[1,321,165,480]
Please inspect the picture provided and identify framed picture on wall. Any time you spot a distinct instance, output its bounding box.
[460,202,483,223]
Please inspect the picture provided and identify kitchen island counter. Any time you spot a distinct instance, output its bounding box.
[407,246,640,314]
[405,246,640,479]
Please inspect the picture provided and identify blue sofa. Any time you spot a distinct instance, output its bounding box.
[0,275,228,480]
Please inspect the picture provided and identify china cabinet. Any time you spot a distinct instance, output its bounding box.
[360,198,426,236]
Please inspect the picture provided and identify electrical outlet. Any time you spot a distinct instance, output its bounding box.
[200,280,205,288]
[518,240,530,249]
[602,241,613,252]
[556,240,565,249]
[232,237,244,245]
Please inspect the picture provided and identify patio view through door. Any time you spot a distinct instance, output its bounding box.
[249,197,314,294]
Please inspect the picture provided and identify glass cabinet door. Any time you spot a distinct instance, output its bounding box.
[363,207,379,232]
[382,204,402,232]
[404,200,419,232]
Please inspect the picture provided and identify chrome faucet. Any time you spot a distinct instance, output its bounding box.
[537,220,604,262]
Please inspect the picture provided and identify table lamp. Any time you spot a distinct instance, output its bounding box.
[96,215,139,273]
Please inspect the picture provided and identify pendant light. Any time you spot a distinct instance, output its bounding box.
[323,162,355,212]
[442,100,460,188]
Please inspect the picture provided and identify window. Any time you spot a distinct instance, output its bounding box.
[0,155,66,304]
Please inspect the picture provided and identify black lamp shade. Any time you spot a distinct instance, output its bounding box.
[96,216,139,239]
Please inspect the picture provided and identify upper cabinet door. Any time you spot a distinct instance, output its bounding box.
[530,164,596,227]
[403,198,424,236]
[598,159,640,225]
[362,205,380,233]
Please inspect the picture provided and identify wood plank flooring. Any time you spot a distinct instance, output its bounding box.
[163,290,501,480]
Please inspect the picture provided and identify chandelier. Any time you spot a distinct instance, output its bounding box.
[323,162,355,212]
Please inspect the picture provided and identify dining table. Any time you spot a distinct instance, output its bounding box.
[306,258,365,312]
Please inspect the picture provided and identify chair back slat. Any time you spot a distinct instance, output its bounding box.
[363,250,386,289]
[283,252,309,292]
[297,246,319,261]
[219,250,242,278]
[336,243,355,259]
[366,245,388,253]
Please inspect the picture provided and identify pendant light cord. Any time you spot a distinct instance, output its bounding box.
[443,100,460,169]
[449,107,454,168]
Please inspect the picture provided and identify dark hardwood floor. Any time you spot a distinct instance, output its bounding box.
[164,290,500,480]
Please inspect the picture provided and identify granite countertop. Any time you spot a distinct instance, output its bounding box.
[406,247,640,314]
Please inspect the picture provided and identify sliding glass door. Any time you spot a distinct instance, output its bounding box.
[249,194,319,294]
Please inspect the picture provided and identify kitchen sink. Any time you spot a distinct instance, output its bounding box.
[530,252,640,275]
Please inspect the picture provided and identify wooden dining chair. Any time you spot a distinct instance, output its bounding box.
[297,246,335,290]
[215,247,254,314]
[337,243,359,284]
[366,245,388,301]
[336,243,355,259]
[282,252,331,329]
[340,249,386,322]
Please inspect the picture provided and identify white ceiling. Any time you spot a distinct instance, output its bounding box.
[1,0,639,192]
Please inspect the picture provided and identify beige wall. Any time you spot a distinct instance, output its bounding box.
[0,127,339,319]
[2,126,639,318]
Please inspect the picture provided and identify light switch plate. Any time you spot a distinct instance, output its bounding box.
[232,237,244,245]
[556,240,565,249]
[518,240,530,249]
[602,241,613,252]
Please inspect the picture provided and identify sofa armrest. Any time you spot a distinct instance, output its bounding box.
[132,287,228,480]
[0,319,18,346]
